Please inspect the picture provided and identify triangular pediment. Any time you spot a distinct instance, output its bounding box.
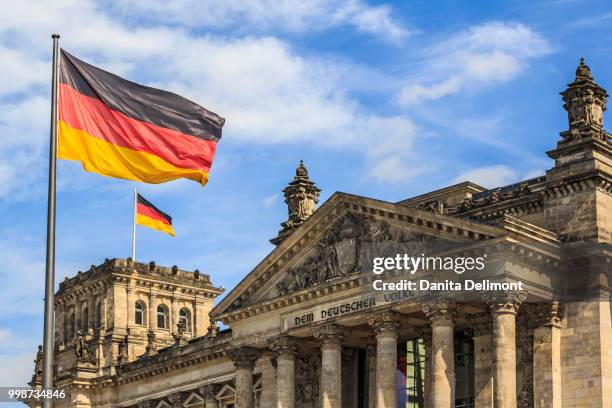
[211,192,505,320]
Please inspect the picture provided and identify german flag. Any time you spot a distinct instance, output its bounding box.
[136,194,175,236]
[58,50,224,185]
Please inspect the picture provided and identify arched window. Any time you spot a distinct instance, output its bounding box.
[179,308,191,332]
[82,306,89,332]
[135,301,145,325]
[157,304,168,329]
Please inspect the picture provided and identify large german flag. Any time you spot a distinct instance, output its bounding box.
[58,50,224,185]
[136,194,175,236]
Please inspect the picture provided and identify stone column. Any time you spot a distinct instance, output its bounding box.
[313,324,343,408]
[423,299,455,408]
[472,320,493,408]
[489,291,524,408]
[259,354,277,408]
[199,384,219,408]
[194,298,206,337]
[270,336,297,408]
[367,342,377,408]
[533,302,562,408]
[368,312,399,408]
[148,294,157,329]
[229,347,260,408]
[127,287,134,328]
[421,332,432,408]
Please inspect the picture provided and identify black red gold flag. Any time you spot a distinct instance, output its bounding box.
[136,194,175,236]
[57,49,224,185]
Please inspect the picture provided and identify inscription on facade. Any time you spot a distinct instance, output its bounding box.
[283,296,377,331]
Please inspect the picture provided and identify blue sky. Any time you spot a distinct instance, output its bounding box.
[1,0,612,385]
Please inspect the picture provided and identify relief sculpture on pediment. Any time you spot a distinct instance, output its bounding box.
[276,212,448,295]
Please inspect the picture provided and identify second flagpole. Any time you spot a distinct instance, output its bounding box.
[132,188,137,262]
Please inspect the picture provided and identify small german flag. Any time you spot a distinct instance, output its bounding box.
[57,50,224,186]
[136,194,175,236]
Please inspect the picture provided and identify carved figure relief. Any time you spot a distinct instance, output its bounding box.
[276,212,444,294]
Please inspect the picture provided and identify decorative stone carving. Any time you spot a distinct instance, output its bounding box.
[228,347,260,369]
[422,297,457,326]
[145,330,157,356]
[34,345,43,379]
[295,356,321,408]
[276,212,440,294]
[137,399,152,408]
[417,200,445,214]
[517,311,534,408]
[117,335,129,365]
[198,384,217,402]
[484,290,527,315]
[74,331,94,363]
[173,321,188,347]
[528,301,563,328]
[272,160,321,245]
[168,392,183,408]
[560,58,609,142]
[269,336,297,355]
[367,311,400,336]
[312,324,344,347]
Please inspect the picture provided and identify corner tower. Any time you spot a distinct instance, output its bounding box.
[271,160,320,245]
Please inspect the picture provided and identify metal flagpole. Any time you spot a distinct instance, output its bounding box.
[42,33,60,408]
[132,188,137,262]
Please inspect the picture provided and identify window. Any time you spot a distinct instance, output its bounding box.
[179,308,191,332]
[135,302,145,325]
[68,312,75,339]
[454,332,475,408]
[399,338,426,408]
[82,306,89,332]
[157,304,168,329]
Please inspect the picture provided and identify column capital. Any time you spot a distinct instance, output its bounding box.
[269,335,298,356]
[228,346,261,369]
[422,297,456,327]
[367,311,400,337]
[198,384,218,402]
[485,290,527,315]
[312,324,343,348]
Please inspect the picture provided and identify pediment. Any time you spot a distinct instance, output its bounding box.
[183,393,205,407]
[212,192,505,319]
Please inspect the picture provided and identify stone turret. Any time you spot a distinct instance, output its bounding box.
[271,160,320,245]
[560,57,610,142]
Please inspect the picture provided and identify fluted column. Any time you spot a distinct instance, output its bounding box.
[533,302,562,408]
[489,291,524,408]
[229,347,260,408]
[199,384,219,408]
[368,311,399,408]
[423,299,455,408]
[270,336,297,408]
[313,324,343,408]
[472,320,493,408]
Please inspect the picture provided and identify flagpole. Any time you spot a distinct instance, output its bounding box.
[132,187,137,262]
[42,33,60,408]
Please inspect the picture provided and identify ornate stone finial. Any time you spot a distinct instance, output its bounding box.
[271,160,321,245]
[173,321,188,347]
[560,58,609,142]
[145,330,157,356]
[117,335,129,365]
[206,317,219,337]
[228,346,261,369]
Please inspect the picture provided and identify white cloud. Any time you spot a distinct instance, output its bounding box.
[262,193,280,207]
[0,353,35,386]
[108,0,411,43]
[451,164,544,188]
[398,22,551,105]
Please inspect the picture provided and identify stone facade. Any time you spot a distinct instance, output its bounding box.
[28,60,611,408]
